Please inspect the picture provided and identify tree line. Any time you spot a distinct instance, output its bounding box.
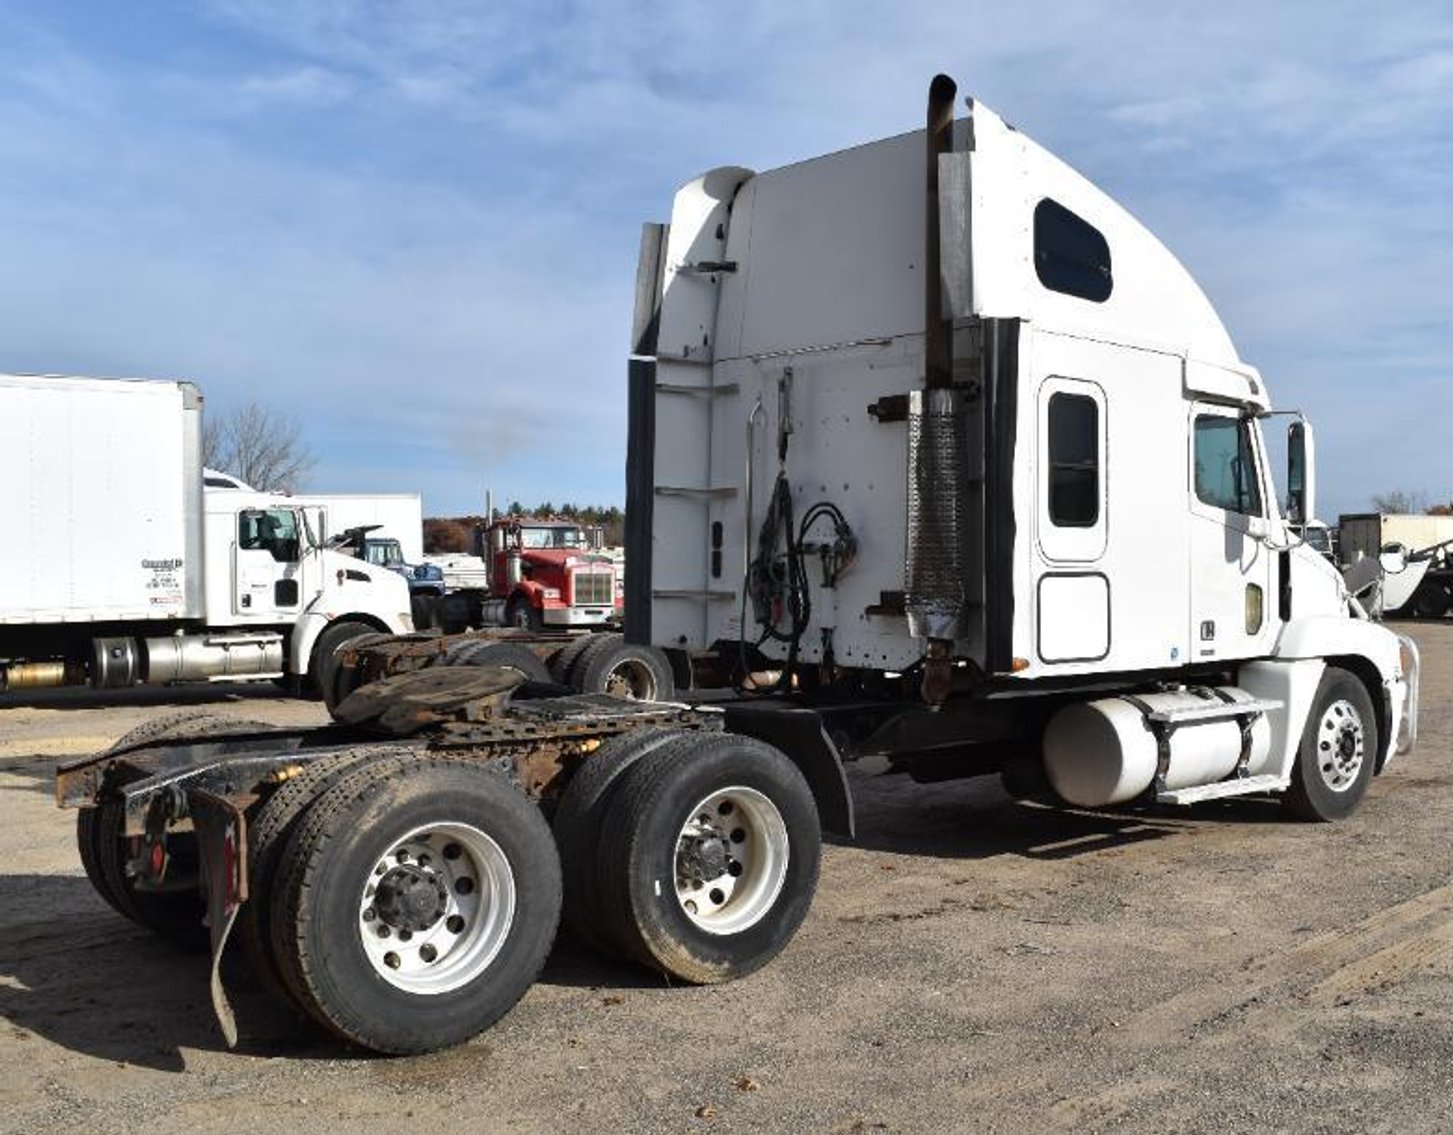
[424,504,626,553]
[1370,490,1453,516]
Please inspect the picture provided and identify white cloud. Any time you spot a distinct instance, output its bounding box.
[236,65,354,107]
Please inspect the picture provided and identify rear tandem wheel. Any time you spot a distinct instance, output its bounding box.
[267,757,562,1054]
[77,711,272,951]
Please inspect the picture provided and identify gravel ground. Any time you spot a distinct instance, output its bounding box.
[2,623,1450,1135]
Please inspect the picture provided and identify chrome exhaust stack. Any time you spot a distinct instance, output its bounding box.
[906,74,971,706]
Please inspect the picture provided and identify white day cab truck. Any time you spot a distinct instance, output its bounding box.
[0,374,414,696]
[58,75,1418,1056]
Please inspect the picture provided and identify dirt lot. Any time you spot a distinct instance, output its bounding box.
[2,625,1450,1135]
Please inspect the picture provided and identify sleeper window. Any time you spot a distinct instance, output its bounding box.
[1048,393,1099,527]
[1034,199,1113,303]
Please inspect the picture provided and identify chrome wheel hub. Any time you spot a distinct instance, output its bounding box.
[673,786,788,935]
[1316,698,1366,793]
[358,822,516,993]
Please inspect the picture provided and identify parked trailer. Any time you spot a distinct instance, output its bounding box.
[61,76,1417,1056]
[0,374,413,694]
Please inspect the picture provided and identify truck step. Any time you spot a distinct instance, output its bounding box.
[1156,774,1286,805]
[1145,696,1281,725]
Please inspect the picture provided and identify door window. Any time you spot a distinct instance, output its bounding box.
[1194,416,1263,516]
[239,509,302,563]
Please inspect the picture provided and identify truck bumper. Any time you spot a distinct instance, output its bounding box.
[542,606,615,627]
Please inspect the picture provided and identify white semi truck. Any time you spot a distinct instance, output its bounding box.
[59,76,1417,1057]
[0,374,414,694]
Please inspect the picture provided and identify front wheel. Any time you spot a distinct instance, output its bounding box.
[593,733,820,983]
[310,618,376,702]
[1283,667,1378,822]
[506,597,542,632]
[269,758,561,1054]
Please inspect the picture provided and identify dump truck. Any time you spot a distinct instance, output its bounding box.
[0,374,413,695]
[59,75,1417,1056]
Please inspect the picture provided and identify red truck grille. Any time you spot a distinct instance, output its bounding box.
[571,571,613,606]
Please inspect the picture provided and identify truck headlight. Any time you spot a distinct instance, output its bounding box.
[541,588,561,600]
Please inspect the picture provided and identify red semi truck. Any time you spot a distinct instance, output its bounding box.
[435,517,623,634]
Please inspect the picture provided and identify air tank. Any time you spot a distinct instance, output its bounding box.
[1042,687,1271,808]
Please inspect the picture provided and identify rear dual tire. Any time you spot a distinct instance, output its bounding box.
[266,758,561,1054]
[564,633,675,701]
[556,731,820,983]
[78,711,271,951]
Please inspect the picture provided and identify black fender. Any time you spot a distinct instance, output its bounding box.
[722,703,854,839]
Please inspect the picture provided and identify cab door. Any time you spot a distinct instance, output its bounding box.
[233,507,304,619]
[1187,404,1278,661]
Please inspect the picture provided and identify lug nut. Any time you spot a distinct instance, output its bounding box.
[419,944,438,963]
[384,952,401,969]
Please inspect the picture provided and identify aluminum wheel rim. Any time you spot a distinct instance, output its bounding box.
[1316,698,1366,793]
[604,659,658,700]
[357,821,515,994]
[673,786,788,935]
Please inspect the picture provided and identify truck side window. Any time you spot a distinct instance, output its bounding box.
[1194,416,1263,516]
[1048,392,1099,527]
[238,509,301,563]
[1034,198,1113,303]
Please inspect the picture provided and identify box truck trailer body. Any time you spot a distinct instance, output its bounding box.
[304,493,426,563]
[0,374,205,626]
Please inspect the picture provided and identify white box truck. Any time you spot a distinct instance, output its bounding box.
[0,374,414,693]
[305,493,425,563]
[58,76,1418,1057]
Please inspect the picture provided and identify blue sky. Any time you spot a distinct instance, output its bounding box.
[0,1,1448,518]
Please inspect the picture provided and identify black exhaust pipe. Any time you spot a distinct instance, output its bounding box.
[924,73,957,391]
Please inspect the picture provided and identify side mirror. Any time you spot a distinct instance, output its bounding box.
[1287,419,1316,524]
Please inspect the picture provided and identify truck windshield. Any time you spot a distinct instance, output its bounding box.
[519,527,587,549]
[366,539,403,567]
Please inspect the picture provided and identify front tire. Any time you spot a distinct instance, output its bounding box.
[593,733,820,983]
[506,596,543,632]
[310,618,376,702]
[1283,667,1378,822]
[269,758,561,1054]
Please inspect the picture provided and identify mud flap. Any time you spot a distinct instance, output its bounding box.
[189,788,248,1048]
